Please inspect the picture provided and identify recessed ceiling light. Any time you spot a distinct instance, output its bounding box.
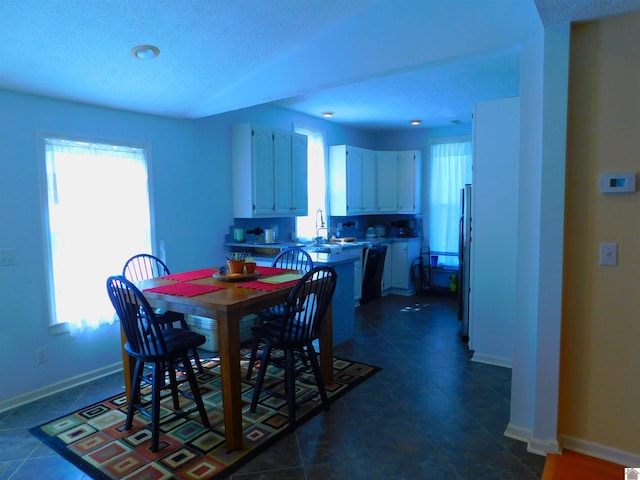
[322,112,334,118]
[131,45,160,60]
[410,119,421,126]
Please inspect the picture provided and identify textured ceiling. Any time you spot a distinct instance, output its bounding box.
[1,0,639,129]
[534,0,640,25]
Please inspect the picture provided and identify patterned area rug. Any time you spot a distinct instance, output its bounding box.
[29,350,380,479]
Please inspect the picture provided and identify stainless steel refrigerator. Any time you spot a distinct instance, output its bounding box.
[458,184,472,340]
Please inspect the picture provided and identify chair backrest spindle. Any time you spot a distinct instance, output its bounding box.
[272,248,314,273]
[106,275,168,356]
[278,266,337,344]
[123,253,171,282]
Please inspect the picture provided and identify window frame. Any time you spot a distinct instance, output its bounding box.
[293,124,328,242]
[37,132,157,334]
[427,136,472,267]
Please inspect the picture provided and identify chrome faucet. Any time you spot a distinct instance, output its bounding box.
[315,209,329,243]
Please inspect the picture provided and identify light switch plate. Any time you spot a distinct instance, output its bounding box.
[599,242,617,266]
[0,248,16,266]
[598,172,636,193]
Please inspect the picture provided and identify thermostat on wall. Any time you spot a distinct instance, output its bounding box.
[598,172,636,193]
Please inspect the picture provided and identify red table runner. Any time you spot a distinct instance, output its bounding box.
[144,282,225,297]
[160,268,218,282]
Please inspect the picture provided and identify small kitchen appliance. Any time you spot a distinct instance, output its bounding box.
[365,227,377,240]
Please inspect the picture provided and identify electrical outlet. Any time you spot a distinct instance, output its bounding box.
[37,347,47,364]
[0,248,16,266]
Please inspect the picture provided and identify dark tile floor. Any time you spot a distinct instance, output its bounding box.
[0,294,546,479]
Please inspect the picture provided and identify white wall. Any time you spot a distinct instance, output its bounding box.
[0,90,381,409]
[0,90,225,407]
[468,96,520,368]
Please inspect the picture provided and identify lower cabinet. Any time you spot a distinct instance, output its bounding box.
[354,255,363,305]
[390,239,421,295]
[380,241,392,294]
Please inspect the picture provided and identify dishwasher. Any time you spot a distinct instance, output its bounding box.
[360,244,388,304]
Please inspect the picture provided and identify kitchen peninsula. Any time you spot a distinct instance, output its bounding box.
[225,241,358,346]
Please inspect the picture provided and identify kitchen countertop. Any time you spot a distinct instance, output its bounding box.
[306,250,361,266]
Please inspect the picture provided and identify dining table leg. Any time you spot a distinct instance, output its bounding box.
[216,310,243,450]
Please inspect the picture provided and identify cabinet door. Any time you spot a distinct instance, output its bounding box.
[377,151,398,212]
[381,243,392,291]
[273,130,292,215]
[354,256,362,302]
[346,147,364,214]
[291,133,308,216]
[252,126,275,216]
[361,148,377,213]
[397,151,416,213]
[390,242,409,289]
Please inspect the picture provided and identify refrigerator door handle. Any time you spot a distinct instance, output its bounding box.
[458,216,464,264]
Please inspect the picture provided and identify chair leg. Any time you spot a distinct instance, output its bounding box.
[179,316,204,374]
[126,360,145,430]
[305,343,329,410]
[250,343,272,413]
[284,348,297,426]
[151,362,164,452]
[181,354,211,429]
[246,336,261,380]
[191,348,204,374]
[166,361,180,410]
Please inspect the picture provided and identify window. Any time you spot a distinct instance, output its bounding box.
[41,137,153,333]
[429,139,472,267]
[294,125,326,241]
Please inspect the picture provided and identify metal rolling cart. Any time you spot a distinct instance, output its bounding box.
[411,247,431,295]
[411,247,458,296]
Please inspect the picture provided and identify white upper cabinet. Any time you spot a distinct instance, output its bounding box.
[290,133,308,216]
[376,151,400,212]
[361,148,377,213]
[233,123,308,218]
[330,145,422,216]
[396,150,421,213]
[329,145,377,216]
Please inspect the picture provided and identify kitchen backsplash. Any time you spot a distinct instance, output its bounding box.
[329,213,423,239]
[227,214,422,245]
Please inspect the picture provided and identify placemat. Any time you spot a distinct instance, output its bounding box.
[144,282,225,297]
[254,266,293,276]
[236,279,300,291]
[258,272,303,284]
[160,268,217,281]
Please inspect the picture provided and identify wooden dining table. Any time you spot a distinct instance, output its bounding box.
[122,267,334,451]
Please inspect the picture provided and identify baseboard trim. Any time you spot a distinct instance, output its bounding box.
[388,288,415,296]
[504,423,533,443]
[471,352,513,369]
[504,423,561,456]
[0,363,123,413]
[529,437,562,456]
[559,434,640,467]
